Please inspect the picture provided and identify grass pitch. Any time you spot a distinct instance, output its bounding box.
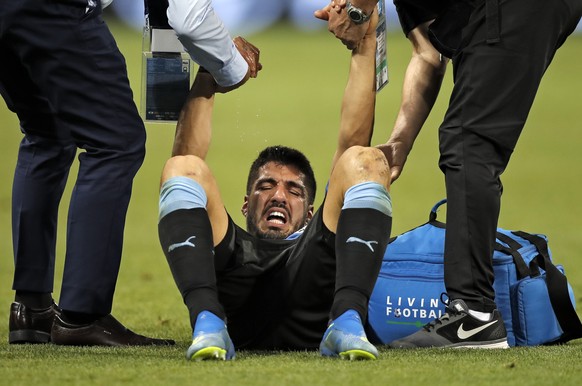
[1,15,582,386]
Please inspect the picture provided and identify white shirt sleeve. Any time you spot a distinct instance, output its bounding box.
[167,0,249,87]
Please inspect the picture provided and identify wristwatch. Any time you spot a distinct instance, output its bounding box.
[346,1,371,25]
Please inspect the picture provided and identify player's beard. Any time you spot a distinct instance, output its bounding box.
[246,209,309,240]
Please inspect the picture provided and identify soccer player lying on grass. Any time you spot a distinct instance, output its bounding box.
[157,10,392,360]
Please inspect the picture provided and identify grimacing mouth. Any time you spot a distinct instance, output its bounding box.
[265,207,288,226]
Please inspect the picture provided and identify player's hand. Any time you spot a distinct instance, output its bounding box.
[315,0,369,50]
[216,37,262,93]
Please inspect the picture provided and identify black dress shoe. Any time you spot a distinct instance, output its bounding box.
[51,314,175,346]
[9,302,59,344]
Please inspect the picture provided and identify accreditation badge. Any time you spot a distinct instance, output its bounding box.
[375,1,389,92]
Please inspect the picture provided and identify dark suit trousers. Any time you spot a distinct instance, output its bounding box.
[438,0,581,311]
[0,0,146,314]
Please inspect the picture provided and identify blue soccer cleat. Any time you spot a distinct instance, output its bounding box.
[319,309,378,360]
[186,311,235,361]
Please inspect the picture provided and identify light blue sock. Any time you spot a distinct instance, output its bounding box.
[343,182,392,217]
[159,176,208,221]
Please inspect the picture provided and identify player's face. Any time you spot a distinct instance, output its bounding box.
[243,162,313,239]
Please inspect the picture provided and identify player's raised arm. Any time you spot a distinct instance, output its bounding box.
[171,69,216,158]
[329,8,378,171]
[171,36,261,158]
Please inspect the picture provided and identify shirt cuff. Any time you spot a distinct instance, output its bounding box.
[211,47,249,88]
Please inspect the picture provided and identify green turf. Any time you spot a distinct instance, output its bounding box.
[1,16,582,386]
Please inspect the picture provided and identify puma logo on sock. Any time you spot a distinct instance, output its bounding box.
[346,237,378,252]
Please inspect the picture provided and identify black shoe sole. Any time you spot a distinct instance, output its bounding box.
[9,329,51,344]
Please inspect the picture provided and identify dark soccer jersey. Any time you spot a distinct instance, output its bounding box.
[214,208,337,350]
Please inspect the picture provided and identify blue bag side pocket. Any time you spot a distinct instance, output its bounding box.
[510,265,576,346]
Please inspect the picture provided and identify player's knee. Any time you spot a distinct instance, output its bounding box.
[340,146,390,183]
[162,155,212,183]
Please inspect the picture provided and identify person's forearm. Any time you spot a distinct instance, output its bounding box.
[331,27,377,168]
[390,54,446,148]
[167,0,248,87]
[172,72,216,158]
[388,24,448,150]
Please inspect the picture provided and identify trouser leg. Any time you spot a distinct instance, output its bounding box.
[12,136,76,293]
[1,1,146,315]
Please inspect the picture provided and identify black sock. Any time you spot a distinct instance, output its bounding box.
[331,208,392,321]
[15,291,53,310]
[158,208,225,327]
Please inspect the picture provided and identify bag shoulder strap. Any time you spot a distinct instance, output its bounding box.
[512,231,582,342]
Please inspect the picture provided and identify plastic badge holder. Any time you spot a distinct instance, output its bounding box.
[141,18,193,122]
[375,1,389,92]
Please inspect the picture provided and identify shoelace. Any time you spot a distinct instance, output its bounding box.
[422,293,463,331]
[424,313,450,331]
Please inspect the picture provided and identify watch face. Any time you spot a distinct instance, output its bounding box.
[348,9,363,23]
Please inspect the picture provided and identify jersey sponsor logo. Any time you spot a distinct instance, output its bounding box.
[346,237,378,252]
[168,236,196,253]
[457,320,497,340]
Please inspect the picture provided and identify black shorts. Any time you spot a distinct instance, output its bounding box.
[214,207,336,350]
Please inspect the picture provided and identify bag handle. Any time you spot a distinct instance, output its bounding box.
[429,199,448,222]
[493,241,532,279]
[512,231,582,342]
[495,232,522,250]
[494,232,540,278]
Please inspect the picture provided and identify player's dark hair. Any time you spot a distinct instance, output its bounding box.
[246,146,316,205]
